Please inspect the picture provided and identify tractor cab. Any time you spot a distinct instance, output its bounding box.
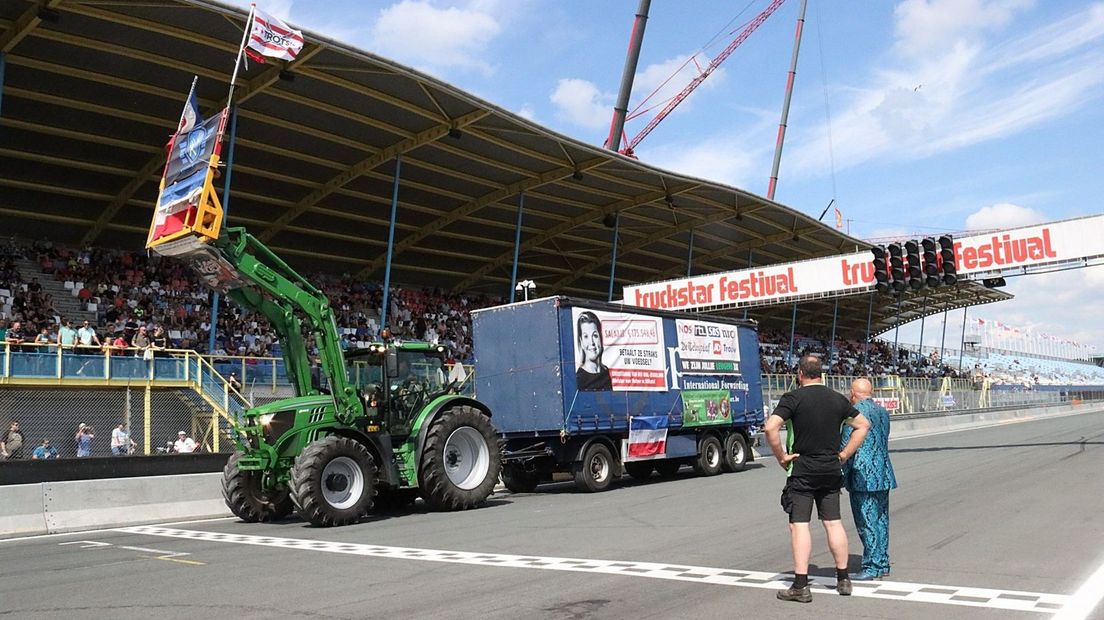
[346,342,451,437]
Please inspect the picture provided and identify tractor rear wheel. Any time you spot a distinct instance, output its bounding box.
[290,436,376,527]
[419,405,501,511]
[222,452,294,522]
[501,464,540,493]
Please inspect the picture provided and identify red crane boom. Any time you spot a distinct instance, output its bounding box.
[621,0,787,157]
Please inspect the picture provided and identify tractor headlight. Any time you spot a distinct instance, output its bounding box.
[258,413,276,426]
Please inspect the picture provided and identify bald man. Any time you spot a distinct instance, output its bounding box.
[843,378,898,581]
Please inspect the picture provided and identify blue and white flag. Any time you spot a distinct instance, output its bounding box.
[177,89,202,135]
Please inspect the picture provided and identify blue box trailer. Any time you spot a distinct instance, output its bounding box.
[471,296,764,493]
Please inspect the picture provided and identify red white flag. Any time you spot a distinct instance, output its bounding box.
[246,7,304,64]
[626,416,668,461]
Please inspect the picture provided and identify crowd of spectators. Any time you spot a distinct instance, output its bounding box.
[1,238,502,364]
[757,328,967,379]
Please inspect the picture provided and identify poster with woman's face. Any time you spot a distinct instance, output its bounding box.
[571,308,667,392]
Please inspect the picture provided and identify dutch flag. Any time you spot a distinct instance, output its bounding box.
[626,416,668,460]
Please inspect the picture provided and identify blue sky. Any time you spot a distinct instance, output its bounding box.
[237,0,1104,356]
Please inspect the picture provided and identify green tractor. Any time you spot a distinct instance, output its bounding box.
[164,228,500,526]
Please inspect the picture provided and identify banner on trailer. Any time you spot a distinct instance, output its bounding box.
[571,308,667,392]
[675,319,741,375]
[624,214,1104,312]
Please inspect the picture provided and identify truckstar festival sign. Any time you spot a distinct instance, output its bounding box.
[624,214,1104,312]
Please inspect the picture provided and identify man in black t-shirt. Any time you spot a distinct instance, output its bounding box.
[765,355,870,603]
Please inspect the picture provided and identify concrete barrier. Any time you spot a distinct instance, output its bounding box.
[889,401,1104,440]
[1,473,229,539]
[0,483,48,538]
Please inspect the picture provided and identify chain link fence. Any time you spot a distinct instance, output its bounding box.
[0,386,236,461]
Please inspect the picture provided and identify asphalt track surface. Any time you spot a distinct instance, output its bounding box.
[2,410,1103,619]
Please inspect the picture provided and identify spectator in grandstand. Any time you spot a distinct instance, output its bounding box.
[57,318,77,350]
[574,311,612,391]
[132,325,150,352]
[1,420,25,460]
[150,325,169,356]
[104,331,128,356]
[111,423,135,456]
[843,378,897,581]
[228,372,242,392]
[173,431,197,454]
[77,319,101,352]
[34,326,51,349]
[75,424,94,457]
[0,319,7,341]
[764,355,870,603]
[31,438,59,460]
[4,320,26,352]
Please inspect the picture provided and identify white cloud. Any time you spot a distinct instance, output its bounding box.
[786,2,1104,179]
[964,202,1046,231]
[893,0,1034,57]
[644,139,759,188]
[515,104,538,122]
[368,1,503,77]
[550,78,612,130]
[630,55,726,117]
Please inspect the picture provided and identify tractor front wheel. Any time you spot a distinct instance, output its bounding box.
[419,405,501,511]
[222,452,294,522]
[290,436,376,527]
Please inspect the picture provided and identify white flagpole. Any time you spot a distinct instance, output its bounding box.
[176,75,199,136]
[227,4,256,108]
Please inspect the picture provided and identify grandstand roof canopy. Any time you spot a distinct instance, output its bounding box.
[0,0,1010,337]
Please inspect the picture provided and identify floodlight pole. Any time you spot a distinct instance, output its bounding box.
[379,156,402,333]
[509,192,525,302]
[209,105,239,354]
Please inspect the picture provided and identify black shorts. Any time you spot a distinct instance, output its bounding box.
[782,484,841,523]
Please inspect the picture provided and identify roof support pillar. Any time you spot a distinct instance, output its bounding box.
[917,298,927,359]
[828,298,838,371]
[959,307,968,372]
[607,212,620,302]
[0,52,6,121]
[743,248,753,319]
[940,308,948,369]
[863,292,874,370]
[509,192,525,303]
[788,301,798,371]
[893,296,902,369]
[379,156,402,334]
[209,105,239,354]
[686,228,694,278]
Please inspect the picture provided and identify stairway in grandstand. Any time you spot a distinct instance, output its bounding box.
[15,257,97,324]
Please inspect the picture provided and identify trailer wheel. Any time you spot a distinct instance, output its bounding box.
[573,443,614,492]
[501,464,540,493]
[623,461,654,481]
[420,405,501,511]
[290,436,376,527]
[654,460,682,478]
[693,435,724,476]
[222,452,294,522]
[721,433,750,473]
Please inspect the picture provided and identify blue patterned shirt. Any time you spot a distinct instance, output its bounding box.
[841,398,897,492]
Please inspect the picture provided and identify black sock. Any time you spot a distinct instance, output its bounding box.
[837,568,849,581]
[793,573,809,589]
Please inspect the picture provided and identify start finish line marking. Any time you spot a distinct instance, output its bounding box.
[115,525,1068,614]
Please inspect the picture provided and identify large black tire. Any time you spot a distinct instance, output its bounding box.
[573,443,615,492]
[654,460,681,478]
[501,464,540,493]
[623,461,654,481]
[222,452,294,522]
[693,435,724,476]
[290,436,377,527]
[419,405,501,511]
[721,432,750,473]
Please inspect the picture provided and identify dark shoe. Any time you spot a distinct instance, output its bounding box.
[776,585,812,603]
[837,578,853,596]
[852,571,881,581]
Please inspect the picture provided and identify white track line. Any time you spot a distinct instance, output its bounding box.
[1051,554,1104,620]
[115,525,1069,614]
